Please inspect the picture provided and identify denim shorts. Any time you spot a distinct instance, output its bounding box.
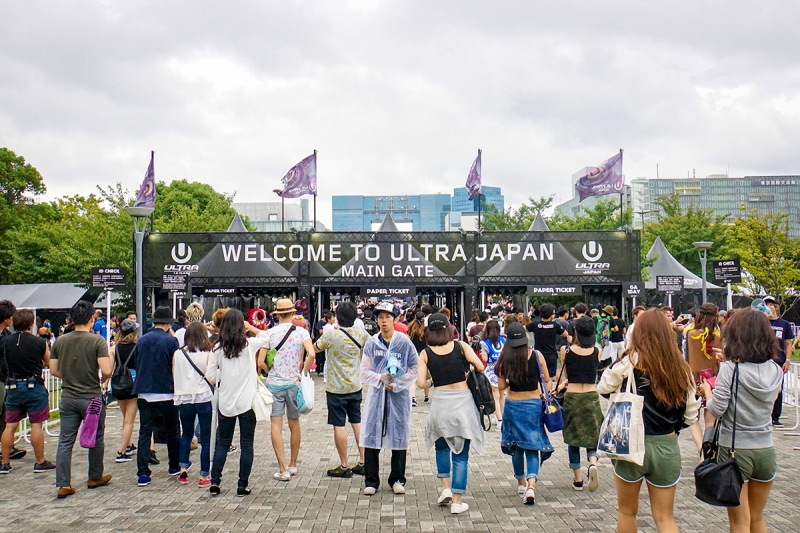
[5,382,49,424]
[270,385,300,419]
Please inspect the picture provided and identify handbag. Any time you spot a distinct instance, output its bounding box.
[597,362,646,466]
[694,363,744,507]
[535,351,564,433]
[296,372,315,415]
[552,362,566,404]
[252,374,274,422]
[79,397,104,448]
[110,346,137,400]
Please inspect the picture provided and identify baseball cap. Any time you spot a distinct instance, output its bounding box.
[574,316,596,347]
[505,322,528,348]
[763,296,777,305]
[374,302,397,317]
[427,313,449,330]
[120,318,139,333]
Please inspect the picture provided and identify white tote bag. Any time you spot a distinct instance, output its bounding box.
[252,375,274,422]
[297,372,315,416]
[597,370,645,466]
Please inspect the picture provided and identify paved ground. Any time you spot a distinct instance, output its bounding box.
[2,375,800,532]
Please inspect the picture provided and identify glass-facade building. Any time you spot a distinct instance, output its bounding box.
[332,187,504,231]
[631,175,800,237]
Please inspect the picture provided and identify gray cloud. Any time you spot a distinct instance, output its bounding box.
[2,1,799,221]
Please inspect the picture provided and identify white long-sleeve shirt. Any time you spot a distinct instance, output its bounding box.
[207,331,269,417]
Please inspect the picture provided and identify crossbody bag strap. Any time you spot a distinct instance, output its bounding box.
[120,345,136,371]
[273,325,296,353]
[180,348,214,392]
[339,328,363,351]
[730,362,740,454]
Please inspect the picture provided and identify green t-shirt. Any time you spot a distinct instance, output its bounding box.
[316,325,370,395]
[51,331,109,399]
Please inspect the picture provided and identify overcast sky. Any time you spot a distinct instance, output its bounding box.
[3,1,800,225]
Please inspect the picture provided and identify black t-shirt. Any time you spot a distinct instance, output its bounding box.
[1,332,47,381]
[610,318,626,343]
[363,319,379,336]
[525,320,564,355]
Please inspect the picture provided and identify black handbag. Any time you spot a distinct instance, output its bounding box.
[694,362,744,507]
[552,362,566,403]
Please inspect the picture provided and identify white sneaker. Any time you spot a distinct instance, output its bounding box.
[287,466,298,476]
[392,481,406,494]
[438,488,453,505]
[363,486,376,495]
[450,502,469,514]
[523,488,535,505]
[517,484,526,495]
[587,464,599,492]
[273,471,291,481]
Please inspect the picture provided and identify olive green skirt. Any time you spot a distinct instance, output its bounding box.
[562,391,604,449]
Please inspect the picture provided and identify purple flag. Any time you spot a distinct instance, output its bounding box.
[133,151,156,209]
[465,151,482,201]
[274,153,317,198]
[575,151,624,201]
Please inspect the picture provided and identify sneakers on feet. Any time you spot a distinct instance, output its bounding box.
[351,462,365,476]
[438,488,453,505]
[517,484,526,495]
[0,463,11,475]
[237,487,251,497]
[169,462,190,476]
[198,478,211,488]
[287,466,298,476]
[451,502,469,514]
[209,485,221,496]
[125,444,137,455]
[523,488,535,505]
[148,451,160,465]
[327,465,353,478]
[587,464,599,492]
[424,396,430,403]
[363,486,377,495]
[137,475,152,487]
[178,472,189,484]
[411,398,418,407]
[392,481,406,494]
[273,471,291,481]
[33,460,56,473]
[773,421,785,428]
[572,480,584,491]
[116,452,133,463]
[9,447,26,460]
[228,445,238,454]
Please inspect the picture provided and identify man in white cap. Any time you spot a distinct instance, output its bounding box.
[763,296,796,427]
[360,302,418,496]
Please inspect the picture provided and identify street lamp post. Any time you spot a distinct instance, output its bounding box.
[693,241,713,304]
[125,206,155,335]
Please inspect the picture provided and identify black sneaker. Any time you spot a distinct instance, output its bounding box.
[9,448,26,460]
[116,452,133,463]
[209,485,221,497]
[326,465,354,478]
[228,445,237,454]
[148,450,160,465]
[572,480,584,491]
[0,463,11,475]
[236,487,251,497]
[125,445,138,455]
[351,463,365,476]
[33,460,56,473]
[773,421,784,428]
[411,398,418,407]
[423,396,430,403]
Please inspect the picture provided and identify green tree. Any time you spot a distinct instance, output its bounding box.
[641,194,731,277]
[152,180,250,232]
[481,195,554,230]
[549,198,633,230]
[728,208,800,302]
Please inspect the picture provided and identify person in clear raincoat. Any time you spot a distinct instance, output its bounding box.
[360,302,418,496]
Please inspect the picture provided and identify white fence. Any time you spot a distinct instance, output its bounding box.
[14,369,61,443]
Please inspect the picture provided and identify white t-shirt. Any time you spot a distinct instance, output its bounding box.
[207,331,269,417]
[265,323,311,387]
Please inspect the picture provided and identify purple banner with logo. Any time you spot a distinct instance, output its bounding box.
[274,153,317,198]
[465,151,482,201]
[575,151,624,201]
[134,151,156,209]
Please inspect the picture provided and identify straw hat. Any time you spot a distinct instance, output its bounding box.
[274,298,296,315]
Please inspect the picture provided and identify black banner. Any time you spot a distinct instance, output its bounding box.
[162,271,189,292]
[713,259,741,283]
[360,287,416,299]
[656,276,684,294]
[91,267,127,290]
[527,284,583,297]
[623,282,645,298]
[204,287,237,296]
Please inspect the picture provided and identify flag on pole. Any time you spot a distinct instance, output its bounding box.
[575,150,624,201]
[133,151,156,208]
[273,153,317,198]
[465,151,482,201]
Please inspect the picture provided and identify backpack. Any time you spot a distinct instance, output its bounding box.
[111,345,137,400]
[363,319,378,336]
[460,340,496,430]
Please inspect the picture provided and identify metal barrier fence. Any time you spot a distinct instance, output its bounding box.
[15,369,61,443]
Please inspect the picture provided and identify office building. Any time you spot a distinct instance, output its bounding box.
[232,199,327,232]
[332,188,504,231]
[630,175,800,237]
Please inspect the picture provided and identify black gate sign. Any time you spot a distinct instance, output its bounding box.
[91,267,127,290]
[624,282,645,297]
[162,271,189,292]
[527,284,583,297]
[656,276,684,295]
[713,259,741,283]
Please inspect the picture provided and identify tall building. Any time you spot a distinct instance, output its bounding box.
[331,188,504,231]
[232,199,327,232]
[554,167,632,219]
[630,175,800,237]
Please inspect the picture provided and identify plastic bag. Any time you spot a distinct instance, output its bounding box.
[297,373,315,415]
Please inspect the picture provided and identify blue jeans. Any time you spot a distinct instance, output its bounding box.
[435,438,471,494]
[512,448,540,480]
[179,402,212,476]
[567,445,597,471]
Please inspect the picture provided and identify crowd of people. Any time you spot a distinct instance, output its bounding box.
[0,294,792,531]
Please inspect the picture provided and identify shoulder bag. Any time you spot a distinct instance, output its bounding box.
[266,325,296,369]
[340,328,363,351]
[180,348,214,392]
[459,340,496,431]
[110,346,137,400]
[535,351,564,433]
[694,362,744,507]
[597,361,646,466]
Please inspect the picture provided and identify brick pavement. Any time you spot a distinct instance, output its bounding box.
[1,376,799,532]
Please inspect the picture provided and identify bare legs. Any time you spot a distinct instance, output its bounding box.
[727,480,773,533]
[271,415,301,473]
[491,386,505,421]
[2,423,45,463]
[333,424,364,467]
[117,399,138,454]
[614,476,678,533]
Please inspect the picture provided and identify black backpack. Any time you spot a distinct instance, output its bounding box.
[111,345,137,400]
[461,339,496,430]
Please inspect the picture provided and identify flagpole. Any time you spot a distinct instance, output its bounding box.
[282,197,285,232]
[477,148,482,230]
[313,149,317,231]
[619,148,624,228]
